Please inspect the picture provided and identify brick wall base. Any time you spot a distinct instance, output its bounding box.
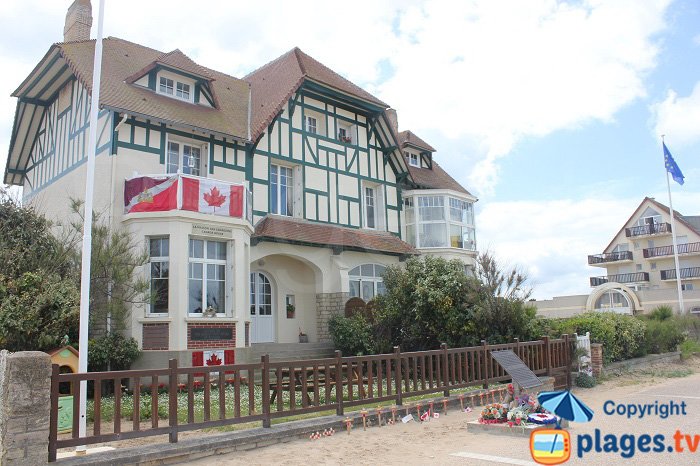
[316,292,349,342]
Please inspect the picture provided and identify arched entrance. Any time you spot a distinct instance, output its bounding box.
[250,272,273,343]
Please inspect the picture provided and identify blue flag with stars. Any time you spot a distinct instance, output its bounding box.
[664,142,684,186]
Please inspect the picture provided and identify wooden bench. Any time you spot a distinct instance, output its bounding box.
[269,365,367,405]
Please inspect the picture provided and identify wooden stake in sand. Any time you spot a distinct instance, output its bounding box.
[416,403,422,418]
[442,398,448,415]
[345,417,353,435]
[376,406,383,427]
[391,406,397,424]
[405,404,411,417]
[428,401,434,421]
[459,394,464,411]
[470,394,476,408]
[361,410,368,431]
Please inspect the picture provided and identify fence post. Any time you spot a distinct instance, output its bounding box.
[481,340,489,389]
[564,334,572,390]
[335,350,344,416]
[514,337,520,359]
[261,354,271,428]
[440,343,449,397]
[543,336,552,377]
[394,346,403,406]
[48,364,60,462]
[168,358,179,443]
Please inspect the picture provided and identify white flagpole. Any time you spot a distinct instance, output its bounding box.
[77,0,106,454]
[663,136,685,314]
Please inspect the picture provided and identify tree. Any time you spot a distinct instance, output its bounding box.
[0,189,79,351]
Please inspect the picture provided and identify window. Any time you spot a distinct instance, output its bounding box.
[148,237,169,314]
[651,262,657,270]
[305,115,317,134]
[188,239,227,315]
[404,195,476,250]
[159,77,174,95]
[270,164,293,216]
[594,289,631,313]
[406,151,419,167]
[349,264,387,301]
[338,127,347,139]
[364,187,376,229]
[176,82,190,100]
[682,284,694,291]
[635,208,661,227]
[636,264,642,271]
[167,140,202,175]
[612,244,629,253]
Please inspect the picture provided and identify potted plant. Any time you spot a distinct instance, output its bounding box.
[286,303,296,319]
[298,328,308,343]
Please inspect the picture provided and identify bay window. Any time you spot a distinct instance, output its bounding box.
[188,239,227,315]
[404,194,476,250]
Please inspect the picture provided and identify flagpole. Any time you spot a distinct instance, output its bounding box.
[663,135,685,314]
[77,0,105,454]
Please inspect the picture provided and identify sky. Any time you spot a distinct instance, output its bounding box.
[1,0,699,299]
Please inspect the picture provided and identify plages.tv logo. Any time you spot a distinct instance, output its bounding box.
[529,390,594,465]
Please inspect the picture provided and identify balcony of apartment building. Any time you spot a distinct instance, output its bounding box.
[123,173,253,223]
[590,272,649,287]
[643,242,700,258]
[587,251,633,266]
[625,222,672,238]
[660,267,700,281]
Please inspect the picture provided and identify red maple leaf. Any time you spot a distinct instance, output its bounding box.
[206,353,222,366]
[203,186,226,208]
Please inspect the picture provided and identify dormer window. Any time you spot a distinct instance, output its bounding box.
[157,74,194,102]
[406,151,419,167]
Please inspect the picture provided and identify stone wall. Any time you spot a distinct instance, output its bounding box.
[0,350,52,465]
[316,292,348,342]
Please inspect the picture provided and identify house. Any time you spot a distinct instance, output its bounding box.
[3,0,477,366]
[535,197,700,317]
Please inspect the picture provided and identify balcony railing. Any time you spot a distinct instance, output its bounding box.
[643,242,700,258]
[625,222,671,238]
[588,251,633,265]
[124,173,252,223]
[590,272,650,287]
[660,267,700,280]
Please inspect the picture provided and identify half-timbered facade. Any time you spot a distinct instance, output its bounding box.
[4,1,477,366]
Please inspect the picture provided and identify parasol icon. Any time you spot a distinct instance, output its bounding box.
[537,390,594,424]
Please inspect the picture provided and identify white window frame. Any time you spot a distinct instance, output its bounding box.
[159,77,174,95]
[157,72,195,103]
[176,81,191,100]
[166,137,206,176]
[404,193,476,250]
[364,186,377,229]
[349,264,387,301]
[305,115,317,134]
[188,238,228,316]
[270,164,294,216]
[148,236,169,315]
[406,151,419,167]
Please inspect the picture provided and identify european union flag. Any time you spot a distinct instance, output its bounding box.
[664,142,685,186]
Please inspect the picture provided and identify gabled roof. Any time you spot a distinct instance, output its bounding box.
[245,47,388,142]
[603,197,700,252]
[6,37,250,185]
[405,158,472,195]
[125,48,216,84]
[398,130,435,152]
[252,215,416,256]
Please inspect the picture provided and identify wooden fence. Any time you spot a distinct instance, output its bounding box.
[48,335,573,461]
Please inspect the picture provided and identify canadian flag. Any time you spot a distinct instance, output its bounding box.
[182,177,244,217]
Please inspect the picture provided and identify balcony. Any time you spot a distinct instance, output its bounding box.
[124,173,252,223]
[660,267,700,280]
[643,241,700,258]
[590,272,649,287]
[625,222,671,238]
[588,251,633,265]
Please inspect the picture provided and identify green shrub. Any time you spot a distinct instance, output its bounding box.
[640,318,685,355]
[88,332,141,371]
[553,312,645,364]
[649,305,673,321]
[575,373,597,388]
[328,314,375,356]
[680,339,700,359]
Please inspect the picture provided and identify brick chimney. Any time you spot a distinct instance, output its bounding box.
[385,108,399,135]
[63,0,92,42]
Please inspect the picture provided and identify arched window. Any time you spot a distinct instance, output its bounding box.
[594,289,631,314]
[349,264,387,301]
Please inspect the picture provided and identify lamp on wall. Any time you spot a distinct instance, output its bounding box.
[257,259,265,267]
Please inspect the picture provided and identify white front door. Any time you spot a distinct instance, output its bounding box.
[250,272,274,343]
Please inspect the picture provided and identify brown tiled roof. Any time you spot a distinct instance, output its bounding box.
[245,47,388,141]
[405,158,471,195]
[51,37,249,139]
[398,130,435,152]
[125,49,216,84]
[252,215,416,256]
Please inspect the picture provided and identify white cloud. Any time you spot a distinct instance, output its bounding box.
[652,81,700,147]
[378,0,671,194]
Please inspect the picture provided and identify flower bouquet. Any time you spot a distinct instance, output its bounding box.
[506,406,529,426]
[479,403,508,424]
